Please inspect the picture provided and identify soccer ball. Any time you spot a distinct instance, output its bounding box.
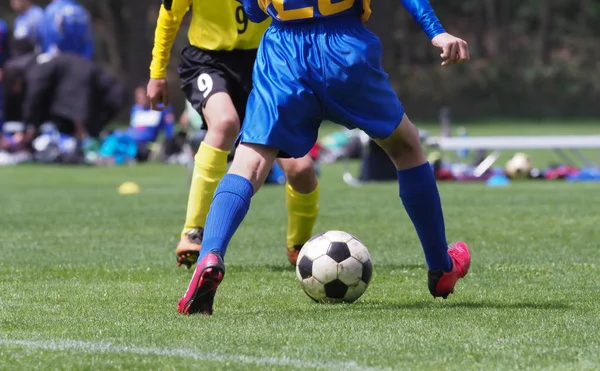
[296,230,373,303]
[505,152,533,179]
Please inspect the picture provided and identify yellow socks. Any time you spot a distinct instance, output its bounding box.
[286,181,320,249]
[182,142,229,236]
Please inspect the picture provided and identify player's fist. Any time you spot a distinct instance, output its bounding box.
[431,33,469,66]
[147,78,169,111]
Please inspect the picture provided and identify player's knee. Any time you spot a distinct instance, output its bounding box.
[229,144,279,192]
[205,113,240,148]
[376,117,426,169]
[211,113,240,139]
[282,157,317,193]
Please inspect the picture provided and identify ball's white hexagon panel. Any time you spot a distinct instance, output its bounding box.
[346,238,371,263]
[323,230,354,244]
[311,255,339,284]
[301,276,326,301]
[337,257,363,286]
[300,236,330,260]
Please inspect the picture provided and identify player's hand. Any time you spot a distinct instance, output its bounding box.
[147,78,169,111]
[431,33,470,66]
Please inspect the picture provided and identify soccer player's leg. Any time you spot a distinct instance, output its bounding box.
[278,155,319,265]
[177,143,278,315]
[176,48,239,268]
[324,27,470,299]
[375,117,470,298]
[178,32,322,314]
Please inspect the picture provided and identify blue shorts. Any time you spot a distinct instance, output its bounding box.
[240,16,404,158]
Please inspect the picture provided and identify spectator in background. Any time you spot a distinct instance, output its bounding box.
[0,18,9,126]
[43,0,94,59]
[127,86,175,146]
[2,52,125,163]
[98,86,175,164]
[0,19,8,67]
[11,0,45,52]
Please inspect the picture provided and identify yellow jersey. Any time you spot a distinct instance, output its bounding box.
[150,0,270,79]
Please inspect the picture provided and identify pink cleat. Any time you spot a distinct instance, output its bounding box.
[177,252,225,315]
[428,241,471,299]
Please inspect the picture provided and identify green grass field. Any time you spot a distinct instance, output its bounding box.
[1,122,600,370]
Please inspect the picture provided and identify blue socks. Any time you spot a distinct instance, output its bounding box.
[200,166,451,272]
[199,174,254,261]
[397,163,452,272]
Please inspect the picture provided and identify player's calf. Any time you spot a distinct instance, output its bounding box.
[279,155,318,194]
[279,155,320,266]
[375,115,466,293]
[374,115,426,171]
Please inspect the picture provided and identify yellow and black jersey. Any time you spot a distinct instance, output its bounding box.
[150,0,270,79]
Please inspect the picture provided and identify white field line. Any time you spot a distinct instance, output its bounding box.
[0,338,389,371]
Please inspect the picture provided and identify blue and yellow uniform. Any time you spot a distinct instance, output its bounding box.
[237,0,445,158]
[151,0,321,268]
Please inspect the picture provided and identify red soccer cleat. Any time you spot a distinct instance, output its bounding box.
[428,241,471,299]
[286,245,303,266]
[177,252,225,315]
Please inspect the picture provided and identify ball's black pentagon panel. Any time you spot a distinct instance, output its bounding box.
[327,241,351,263]
[297,255,313,279]
[361,259,373,284]
[324,279,349,299]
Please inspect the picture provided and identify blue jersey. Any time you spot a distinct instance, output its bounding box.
[248,0,368,23]
[125,105,175,144]
[236,0,446,158]
[240,0,444,39]
[14,6,45,51]
[43,0,94,59]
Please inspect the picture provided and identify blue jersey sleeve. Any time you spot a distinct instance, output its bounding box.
[399,0,445,40]
[235,0,269,23]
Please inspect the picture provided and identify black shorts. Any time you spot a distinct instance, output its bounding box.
[178,46,257,128]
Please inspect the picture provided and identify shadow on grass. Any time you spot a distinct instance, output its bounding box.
[269,300,571,314]
[353,299,571,311]
[226,263,425,273]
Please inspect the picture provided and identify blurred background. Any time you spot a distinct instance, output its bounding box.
[3,1,600,119]
[0,0,598,180]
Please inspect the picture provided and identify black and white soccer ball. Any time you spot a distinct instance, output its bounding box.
[505,152,533,179]
[296,231,373,303]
